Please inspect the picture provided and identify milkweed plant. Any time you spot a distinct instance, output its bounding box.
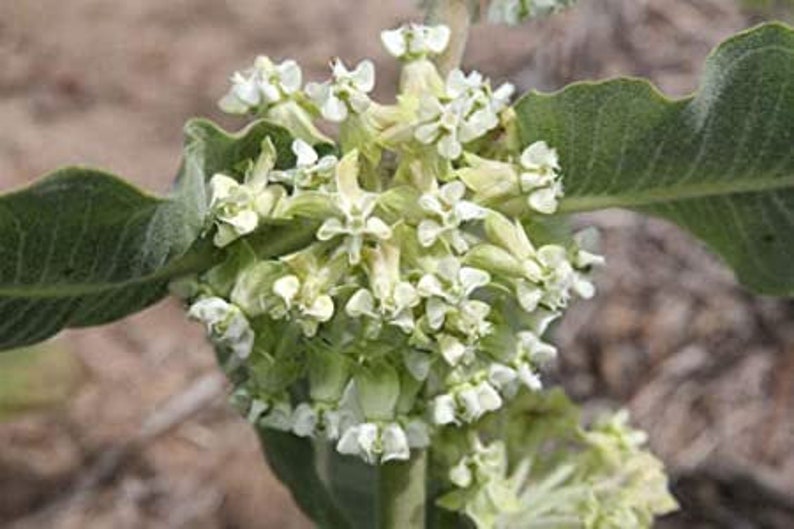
[4,1,794,528]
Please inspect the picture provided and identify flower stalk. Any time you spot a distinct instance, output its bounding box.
[424,0,474,74]
[378,450,428,529]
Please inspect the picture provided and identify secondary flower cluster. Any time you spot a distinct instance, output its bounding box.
[435,391,677,527]
[185,24,600,468]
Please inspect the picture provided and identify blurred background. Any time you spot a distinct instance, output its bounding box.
[1,1,794,527]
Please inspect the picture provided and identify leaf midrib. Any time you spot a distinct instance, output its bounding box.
[501,172,794,215]
[0,245,217,299]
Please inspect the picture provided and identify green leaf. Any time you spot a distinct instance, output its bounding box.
[258,428,353,529]
[0,119,294,350]
[514,22,794,295]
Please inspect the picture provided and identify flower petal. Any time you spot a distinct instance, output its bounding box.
[382,423,410,462]
[381,28,407,57]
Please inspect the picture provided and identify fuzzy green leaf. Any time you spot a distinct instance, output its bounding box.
[0,119,293,350]
[514,22,794,295]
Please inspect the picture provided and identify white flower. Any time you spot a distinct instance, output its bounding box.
[518,141,564,214]
[414,95,468,159]
[219,56,302,114]
[208,174,260,247]
[381,423,411,462]
[188,297,254,359]
[345,244,420,334]
[433,381,504,426]
[517,363,542,391]
[438,333,472,366]
[517,331,557,365]
[271,273,334,337]
[418,181,486,253]
[336,422,410,464]
[381,24,451,60]
[450,459,474,488]
[208,139,284,247]
[290,403,355,440]
[535,244,578,309]
[459,381,503,422]
[306,59,375,122]
[446,70,512,111]
[270,139,337,191]
[316,152,392,264]
[417,258,492,341]
[291,403,318,437]
[259,400,294,431]
[488,363,519,393]
[432,394,458,426]
[414,70,514,159]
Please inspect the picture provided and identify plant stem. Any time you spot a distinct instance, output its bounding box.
[377,450,428,529]
[424,0,474,75]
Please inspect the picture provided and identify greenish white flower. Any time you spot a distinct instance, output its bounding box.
[480,212,597,311]
[487,333,553,397]
[517,330,557,365]
[414,69,514,159]
[535,244,579,309]
[259,400,294,431]
[431,380,503,425]
[208,174,261,247]
[418,181,486,253]
[449,458,474,488]
[437,333,474,366]
[270,139,337,191]
[219,56,302,114]
[290,402,356,440]
[519,141,564,214]
[460,381,503,421]
[270,273,335,337]
[417,257,492,342]
[306,59,375,122]
[188,297,254,359]
[317,152,393,264]
[445,69,514,116]
[381,23,451,60]
[337,422,410,464]
[431,394,458,425]
[208,139,285,247]
[346,244,420,334]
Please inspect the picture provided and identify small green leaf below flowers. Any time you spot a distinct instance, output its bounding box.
[514,22,794,296]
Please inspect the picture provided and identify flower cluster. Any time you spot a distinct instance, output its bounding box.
[435,391,677,528]
[184,23,602,468]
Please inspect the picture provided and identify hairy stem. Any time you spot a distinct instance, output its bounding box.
[424,0,474,75]
[377,450,428,529]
